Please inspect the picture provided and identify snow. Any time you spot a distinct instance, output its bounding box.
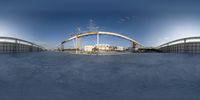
[0,52,200,100]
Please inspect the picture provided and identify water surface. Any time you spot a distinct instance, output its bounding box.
[0,52,200,100]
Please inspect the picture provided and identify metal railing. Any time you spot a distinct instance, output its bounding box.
[0,37,45,53]
[158,37,200,53]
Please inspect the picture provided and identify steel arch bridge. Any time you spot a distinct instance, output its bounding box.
[0,37,45,53]
[158,37,200,53]
[59,31,142,50]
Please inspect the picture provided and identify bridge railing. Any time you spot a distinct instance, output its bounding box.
[0,37,45,53]
[158,37,200,53]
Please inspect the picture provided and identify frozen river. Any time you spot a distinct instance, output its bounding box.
[0,52,200,100]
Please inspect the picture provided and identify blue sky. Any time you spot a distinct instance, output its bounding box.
[1,0,200,49]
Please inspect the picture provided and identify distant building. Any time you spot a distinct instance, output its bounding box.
[84,45,95,52]
[95,44,110,51]
[116,46,126,51]
[84,44,126,52]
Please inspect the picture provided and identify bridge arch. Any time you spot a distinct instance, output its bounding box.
[60,31,142,50]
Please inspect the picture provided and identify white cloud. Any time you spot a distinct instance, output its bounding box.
[118,16,136,23]
[125,16,130,20]
[120,19,125,22]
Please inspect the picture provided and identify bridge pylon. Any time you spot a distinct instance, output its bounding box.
[75,37,81,50]
[61,44,64,51]
[132,42,137,48]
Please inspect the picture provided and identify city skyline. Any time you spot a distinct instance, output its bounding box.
[1,0,200,49]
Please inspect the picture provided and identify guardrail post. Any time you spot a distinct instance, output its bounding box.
[14,39,18,53]
[30,43,33,52]
[184,39,187,53]
[166,43,169,52]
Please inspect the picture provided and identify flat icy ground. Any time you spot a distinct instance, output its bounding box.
[0,52,200,100]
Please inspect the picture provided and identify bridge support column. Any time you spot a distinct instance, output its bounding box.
[75,37,81,54]
[75,37,78,50]
[75,37,81,50]
[61,44,64,51]
[131,42,137,52]
[97,33,99,46]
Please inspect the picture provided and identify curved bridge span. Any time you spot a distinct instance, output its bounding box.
[158,37,200,53]
[60,31,142,50]
[0,37,45,53]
